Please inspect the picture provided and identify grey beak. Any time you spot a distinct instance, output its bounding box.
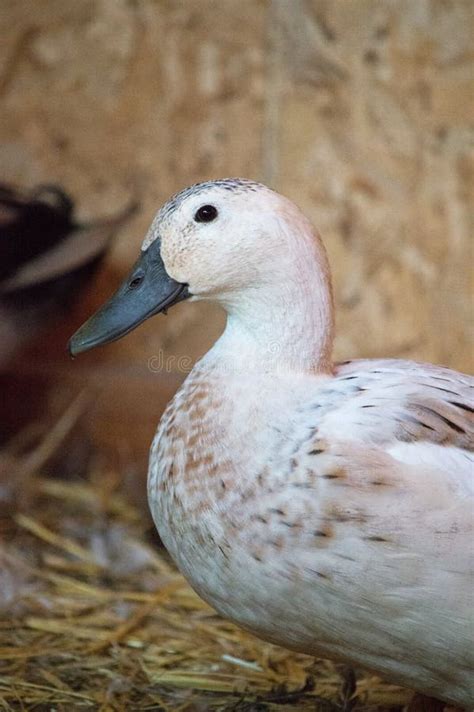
[68,239,189,356]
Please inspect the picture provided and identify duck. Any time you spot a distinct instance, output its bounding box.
[69,178,473,708]
[0,182,137,364]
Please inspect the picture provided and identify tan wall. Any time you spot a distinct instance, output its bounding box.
[1,0,473,463]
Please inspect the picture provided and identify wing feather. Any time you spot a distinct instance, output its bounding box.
[321,359,474,453]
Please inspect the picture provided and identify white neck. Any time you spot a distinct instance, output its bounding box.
[206,225,335,376]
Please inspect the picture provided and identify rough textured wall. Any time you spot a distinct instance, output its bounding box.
[1,0,473,458]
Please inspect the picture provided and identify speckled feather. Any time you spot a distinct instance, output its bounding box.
[157,178,261,219]
[143,180,473,707]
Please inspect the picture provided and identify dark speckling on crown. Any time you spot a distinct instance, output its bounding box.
[158,178,263,220]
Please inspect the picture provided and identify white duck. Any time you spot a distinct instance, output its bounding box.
[69,179,473,708]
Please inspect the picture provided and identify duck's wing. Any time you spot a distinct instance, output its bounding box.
[324,358,473,454]
[270,362,473,701]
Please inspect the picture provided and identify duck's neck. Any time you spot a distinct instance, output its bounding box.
[210,237,335,376]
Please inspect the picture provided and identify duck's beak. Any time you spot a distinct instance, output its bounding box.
[68,239,189,356]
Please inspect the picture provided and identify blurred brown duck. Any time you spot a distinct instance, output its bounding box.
[0,183,137,364]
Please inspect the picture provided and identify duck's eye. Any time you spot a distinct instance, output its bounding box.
[194,204,218,223]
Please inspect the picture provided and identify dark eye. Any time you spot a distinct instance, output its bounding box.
[194,204,218,223]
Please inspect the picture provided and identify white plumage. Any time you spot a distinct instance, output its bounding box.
[73,179,474,707]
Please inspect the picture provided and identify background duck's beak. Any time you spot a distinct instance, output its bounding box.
[68,239,188,356]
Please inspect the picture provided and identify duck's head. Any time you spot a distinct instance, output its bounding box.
[69,178,331,357]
